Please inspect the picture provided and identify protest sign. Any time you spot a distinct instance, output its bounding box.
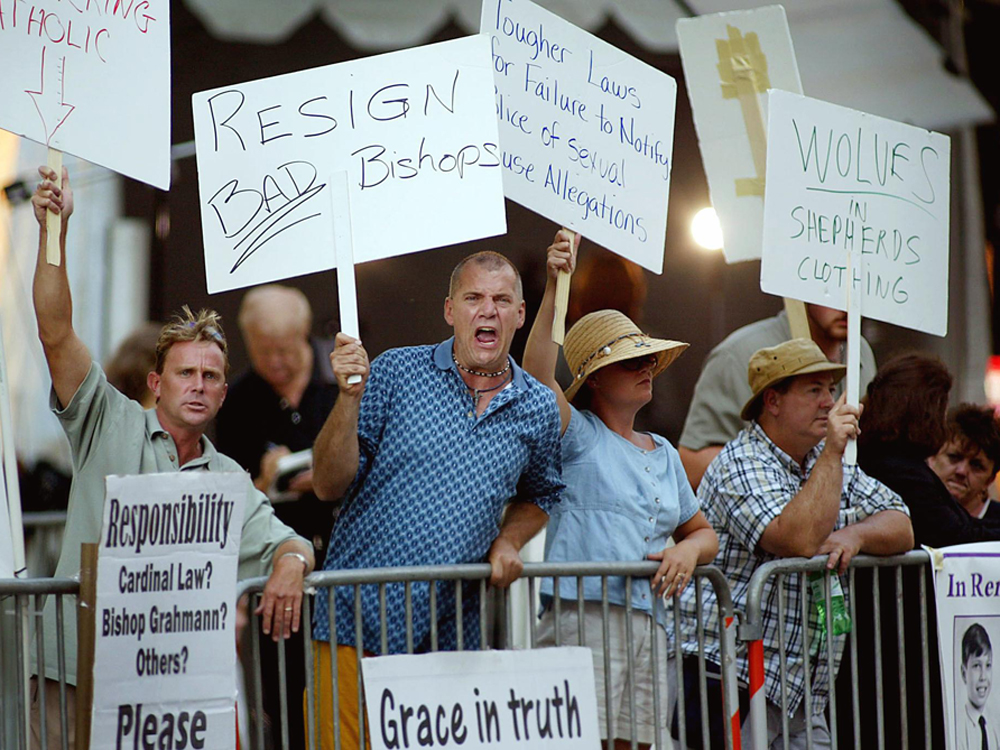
[677,6,803,264]
[932,543,1000,750]
[90,472,245,750]
[481,0,676,274]
[0,0,171,190]
[192,35,506,294]
[761,90,950,337]
[363,647,601,749]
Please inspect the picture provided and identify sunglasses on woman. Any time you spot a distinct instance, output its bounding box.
[619,354,659,371]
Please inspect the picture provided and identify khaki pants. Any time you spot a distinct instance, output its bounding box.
[306,642,371,750]
[29,677,76,750]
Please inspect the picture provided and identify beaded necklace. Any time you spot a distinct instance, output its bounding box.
[453,354,512,410]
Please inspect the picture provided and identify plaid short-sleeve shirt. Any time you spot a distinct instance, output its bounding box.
[312,339,564,654]
[674,421,907,718]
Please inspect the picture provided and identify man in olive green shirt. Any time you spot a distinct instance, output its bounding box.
[679,306,877,489]
[30,167,315,748]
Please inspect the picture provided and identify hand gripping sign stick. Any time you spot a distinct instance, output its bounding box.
[844,244,863,465]
[329,172,363,385]
[718,23,810,340]
[550,229,579,346]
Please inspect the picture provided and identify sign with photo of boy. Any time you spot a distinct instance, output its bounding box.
[932,542,1000,750]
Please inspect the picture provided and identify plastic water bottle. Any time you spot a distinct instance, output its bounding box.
[809,570,852,649]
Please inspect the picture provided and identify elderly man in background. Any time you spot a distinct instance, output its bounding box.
[674,339,912,749]
[679,305,877,490]
[30,167,314,749]
[217,284,338,553]
[309,250,564,750]
[217,284,337,750]
[928,403,1000,521]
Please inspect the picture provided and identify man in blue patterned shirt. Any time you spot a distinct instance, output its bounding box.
[675,339,912,749]
[309,251,564,749]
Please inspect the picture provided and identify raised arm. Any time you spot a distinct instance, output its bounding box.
[31,167,91,408]
[758,395,859,558]
[522,228,579,434]
[312,333,367,501]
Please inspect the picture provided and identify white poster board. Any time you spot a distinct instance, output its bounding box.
[192,35,506,294]
[363,647,601,749]
[677,6,803,264]
[932,543,1000,750]
[90,472,245,750]
[481,0,676,274]
[761,90,950,336]
[0,0,171,189]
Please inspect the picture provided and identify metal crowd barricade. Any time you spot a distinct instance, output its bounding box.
[740,550,934,750]
[238,560,740,750]
[0,577,79,750]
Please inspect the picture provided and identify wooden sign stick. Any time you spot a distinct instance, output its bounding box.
[551,228,577,345]
[844,244,863,465]
[329,172,362,385]
[46,147,63,266]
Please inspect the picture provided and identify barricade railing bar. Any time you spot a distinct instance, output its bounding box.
[0,577,78,750]
[740,550,933,750]
[237,561,737,750]
[1,550,941,750]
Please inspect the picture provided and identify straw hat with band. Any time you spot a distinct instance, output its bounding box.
[562,310,689,401]
[740,338,847,421]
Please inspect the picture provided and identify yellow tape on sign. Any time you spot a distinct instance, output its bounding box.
[717,26,770,197]
[735,177,765,197]
[716,27,771,98]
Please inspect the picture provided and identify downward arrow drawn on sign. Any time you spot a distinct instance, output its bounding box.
[25,46,76,146]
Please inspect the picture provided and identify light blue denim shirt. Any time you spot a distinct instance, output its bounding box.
[542,405,699,626]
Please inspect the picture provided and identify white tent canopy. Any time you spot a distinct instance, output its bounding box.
[185,0,994,131]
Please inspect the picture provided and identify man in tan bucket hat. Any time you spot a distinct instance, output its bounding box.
[679,306,877,491]
[672,338,912,749]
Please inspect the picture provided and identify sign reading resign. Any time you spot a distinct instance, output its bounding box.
[363,647,601,750]
[192,35,506,294]
[90,473,245,750]
[761,91,951,336]
[481,0,676,274]
[676,5,803,264]
[0,0,171,189]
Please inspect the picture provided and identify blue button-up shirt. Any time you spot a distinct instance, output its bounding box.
[312,339,564,654]
[541,406,699,626]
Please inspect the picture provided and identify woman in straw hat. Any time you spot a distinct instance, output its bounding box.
[523,229,718,749]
